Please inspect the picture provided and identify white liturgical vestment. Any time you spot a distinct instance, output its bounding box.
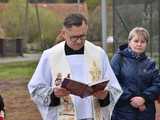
[28,41,123,120]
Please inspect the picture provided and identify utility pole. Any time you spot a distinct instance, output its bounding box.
[158,0,160,69]
[77,0,80,12]
[101,0,107,52]
[77,0,80,4]
[23,0,29,51]
[34,1,45,49]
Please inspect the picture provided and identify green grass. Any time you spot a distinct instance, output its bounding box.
[0,61,38,80]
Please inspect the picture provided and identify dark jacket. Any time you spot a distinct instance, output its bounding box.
[111,44,160,120]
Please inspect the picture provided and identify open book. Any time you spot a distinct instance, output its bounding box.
[61,78,109,98]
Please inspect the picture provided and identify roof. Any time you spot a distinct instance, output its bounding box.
[0,3,6,11]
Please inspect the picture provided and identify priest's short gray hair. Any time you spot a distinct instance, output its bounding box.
[64,13,88,28]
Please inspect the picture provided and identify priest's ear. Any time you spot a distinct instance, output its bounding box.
[55,28,66,43]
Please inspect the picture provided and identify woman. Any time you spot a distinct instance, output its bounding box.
[111,27,160,120]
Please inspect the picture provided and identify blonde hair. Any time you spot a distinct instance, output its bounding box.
[128,27,150,43]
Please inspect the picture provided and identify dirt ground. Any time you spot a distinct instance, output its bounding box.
[0,79,41,120]
[0,79,160,120]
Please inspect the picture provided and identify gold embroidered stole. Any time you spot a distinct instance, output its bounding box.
[49,41,103,120]
[84,41,103,120]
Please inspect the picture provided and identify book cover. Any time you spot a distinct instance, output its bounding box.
[61,78,109,98]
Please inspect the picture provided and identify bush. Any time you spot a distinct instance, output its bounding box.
[28,6,63,49]
[0,0,63,50]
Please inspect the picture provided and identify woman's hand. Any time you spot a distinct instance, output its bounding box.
[130,96,146,111]
[138,104,146,112]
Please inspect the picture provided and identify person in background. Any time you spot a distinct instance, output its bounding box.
[111,27,160,120]
[0,95,5,120]
[28,13,122,120]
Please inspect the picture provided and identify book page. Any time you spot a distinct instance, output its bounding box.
[88,80,109,86]
[61,78,92,98]
[89,80,109,93]
[61,78,109,98]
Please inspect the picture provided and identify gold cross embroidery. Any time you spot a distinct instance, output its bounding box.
[89,61,101,81]
[55,73,62,86]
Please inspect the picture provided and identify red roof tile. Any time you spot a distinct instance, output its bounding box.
[0,3,6,11]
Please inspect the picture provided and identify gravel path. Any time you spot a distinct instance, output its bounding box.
[0,53,41,64]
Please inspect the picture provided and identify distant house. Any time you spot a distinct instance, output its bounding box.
[0,3,6,11]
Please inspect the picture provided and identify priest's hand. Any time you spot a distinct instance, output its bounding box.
[53,86,70,97]
[93,90,108,100]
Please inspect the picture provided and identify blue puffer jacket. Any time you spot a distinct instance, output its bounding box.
[111,44,160,120]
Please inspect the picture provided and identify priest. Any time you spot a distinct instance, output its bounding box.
[28,13,122,120]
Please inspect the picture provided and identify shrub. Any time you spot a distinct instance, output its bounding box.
[0,0,63,50]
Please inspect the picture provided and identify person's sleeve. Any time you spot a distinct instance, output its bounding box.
[110,53,122,79]
[98,94,110,107]
[111,54,134,102]
[100,50,123,108]
[49,91,60,106]
[0,95,4,111]
[140,60,160,103]
[28,50,60,107]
